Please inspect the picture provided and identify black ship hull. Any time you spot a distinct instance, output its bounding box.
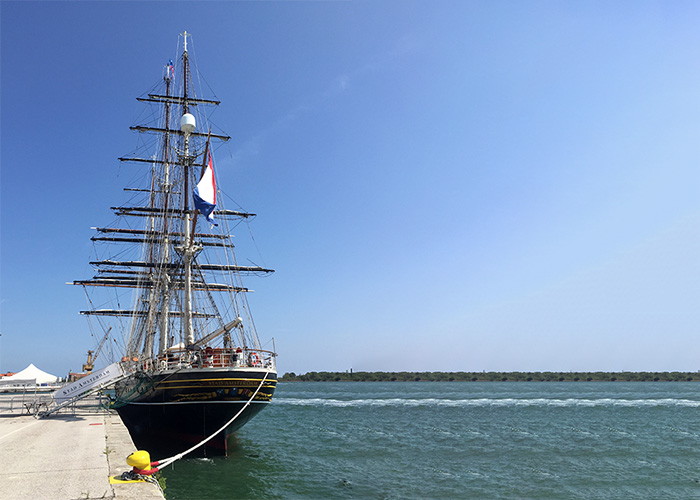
[114,367,276,457]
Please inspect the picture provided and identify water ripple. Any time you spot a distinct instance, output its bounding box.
[274,397,700,407]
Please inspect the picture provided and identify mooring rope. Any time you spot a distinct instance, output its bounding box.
[156,370,270,469]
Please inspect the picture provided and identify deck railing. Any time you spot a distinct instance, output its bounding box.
[127,347,276,372]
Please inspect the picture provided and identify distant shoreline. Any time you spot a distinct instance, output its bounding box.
[279,371,700,382]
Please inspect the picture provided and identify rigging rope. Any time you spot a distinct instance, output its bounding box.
[155,370,270,469]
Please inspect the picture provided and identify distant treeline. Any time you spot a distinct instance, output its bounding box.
[279,371,700,382]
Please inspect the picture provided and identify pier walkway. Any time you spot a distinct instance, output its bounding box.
[0,395,164,500]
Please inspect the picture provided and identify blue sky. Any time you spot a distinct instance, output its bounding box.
[2,1,699,376]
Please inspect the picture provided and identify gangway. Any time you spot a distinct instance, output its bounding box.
[38,362,130,418]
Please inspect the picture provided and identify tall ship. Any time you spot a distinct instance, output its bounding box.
[73,32,277,457]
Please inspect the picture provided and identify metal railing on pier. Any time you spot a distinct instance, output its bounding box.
[0,384,111,417]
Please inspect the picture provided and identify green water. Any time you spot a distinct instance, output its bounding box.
[161,382,700,499]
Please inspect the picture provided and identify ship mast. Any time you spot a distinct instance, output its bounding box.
[179,31,199,347]
[74,31,275,366]
[158,60,174,356]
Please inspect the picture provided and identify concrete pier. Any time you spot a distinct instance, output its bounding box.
[0,398,164,500]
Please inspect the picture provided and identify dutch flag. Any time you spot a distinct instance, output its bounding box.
[193,151,218,226]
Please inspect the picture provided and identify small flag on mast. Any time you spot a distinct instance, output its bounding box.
[193,151,218,226]
[168,59,174,79]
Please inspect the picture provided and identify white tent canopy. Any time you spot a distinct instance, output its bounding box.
[3,364,59,384]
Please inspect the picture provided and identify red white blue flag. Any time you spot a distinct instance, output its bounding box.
[169,59,175,79]
[193,152,217,226]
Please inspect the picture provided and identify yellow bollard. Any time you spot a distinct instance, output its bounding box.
[126,450,152,470]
